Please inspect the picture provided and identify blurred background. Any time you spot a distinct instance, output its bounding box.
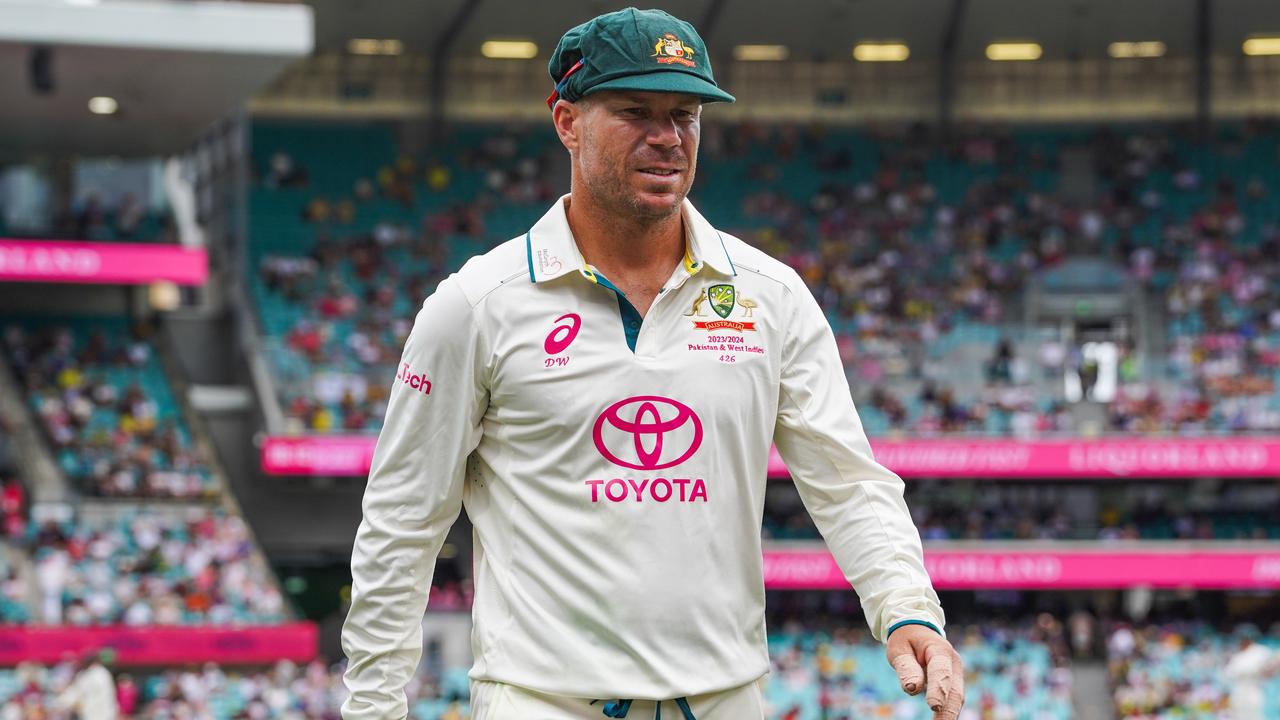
[2,0,1280,717]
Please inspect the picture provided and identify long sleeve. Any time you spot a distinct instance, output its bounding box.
[341,278,488,720]
[772,278,945,642]
[54,677,81,712]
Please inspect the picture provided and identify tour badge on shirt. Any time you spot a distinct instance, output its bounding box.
[684,284,765,364]
[586,395,708,504]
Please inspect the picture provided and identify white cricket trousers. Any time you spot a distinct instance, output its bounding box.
[469,677,767,720]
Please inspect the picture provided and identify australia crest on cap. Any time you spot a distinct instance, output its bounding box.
[653,33,696,67]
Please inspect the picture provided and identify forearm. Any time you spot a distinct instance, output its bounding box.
[341,507,454,719]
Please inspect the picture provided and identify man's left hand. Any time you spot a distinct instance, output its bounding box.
[886,624,965,720]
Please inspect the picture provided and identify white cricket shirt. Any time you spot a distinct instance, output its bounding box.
[341,195,945,719]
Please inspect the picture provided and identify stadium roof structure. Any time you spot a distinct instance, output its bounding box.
[309,0,1280,62]
[0,0,313,159]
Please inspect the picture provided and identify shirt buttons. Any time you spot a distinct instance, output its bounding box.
[628,320,640,330]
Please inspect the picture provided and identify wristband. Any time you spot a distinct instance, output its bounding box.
[887,619,942,638]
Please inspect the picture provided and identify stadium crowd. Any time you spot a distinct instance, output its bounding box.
[1109,622,1280,718]
[766,611,1073,720]
[0,418,27,545]
[763,481,1280,542]
[0,191,171,244]
[20,507,286,627]
[0,617,1076,720]
[0,419,30,625]
[0,656,370,720]
[250,121,1280,438]
[3,323,217,500]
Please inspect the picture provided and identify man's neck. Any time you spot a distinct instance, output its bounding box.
[564,194,685,281]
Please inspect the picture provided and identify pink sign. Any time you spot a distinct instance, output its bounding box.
[0,623,317,665]
[0,238,208,285]
[264,435,1280,479]
[261,435,379,476]
[763,548,1280,590]
[767,437,1280,479]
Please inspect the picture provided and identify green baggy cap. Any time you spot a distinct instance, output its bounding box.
[547,7,735,109]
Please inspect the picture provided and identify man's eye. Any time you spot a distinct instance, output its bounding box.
[622,107,646,117]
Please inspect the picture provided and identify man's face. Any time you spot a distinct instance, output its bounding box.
[570,90,702,221]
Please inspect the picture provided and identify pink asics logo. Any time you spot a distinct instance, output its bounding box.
[544,313,581,355]
[592,396,703,470]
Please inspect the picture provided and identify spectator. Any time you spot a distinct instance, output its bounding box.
[54,649,118,720]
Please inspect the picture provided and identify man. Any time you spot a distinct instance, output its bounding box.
[341,8,963,720]
[55,648,119,720]
[1224,630,1280,720]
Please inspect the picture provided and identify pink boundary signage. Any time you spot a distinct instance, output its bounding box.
[0,623,317,665]
[763,548,1280,590]
[768,438,1280,479]
[263,435,1280,479]
[261,435,379,476]
[0,239,208,285]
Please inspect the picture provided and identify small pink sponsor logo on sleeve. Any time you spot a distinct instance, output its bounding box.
[395,362,432,395]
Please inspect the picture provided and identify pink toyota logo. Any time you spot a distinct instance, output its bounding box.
[593,396,703,470]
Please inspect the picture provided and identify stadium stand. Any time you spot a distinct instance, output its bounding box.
[1109,623,1280,718]
[248,121,1280,437]
[8,3,1280,716]
[4,117,1275,720]
[24,506,287,627]
[766,618,1072,720]
[0,417,26,546]
[764,479,1280,541]
[0,658,363,719]
[0,420,29,626]
[249,122,556,434]
[0,618,1075,720]
[2,320,218,500]
[0,192,172,244]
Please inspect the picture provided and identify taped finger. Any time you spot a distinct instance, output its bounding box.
[891,653,925,695]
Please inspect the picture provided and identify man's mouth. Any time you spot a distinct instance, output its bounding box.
[638,167,681,177]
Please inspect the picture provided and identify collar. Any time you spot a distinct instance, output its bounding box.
[525,194,736,284]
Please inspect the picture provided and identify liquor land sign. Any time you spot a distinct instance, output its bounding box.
[0,623,317,665]
[765,437,1280,479]
[0,239,208,285]
[762,548,1280,590]
[264,436,1280,479]
[260,435,378,476]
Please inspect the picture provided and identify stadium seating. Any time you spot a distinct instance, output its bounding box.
[249,122,557,433]
[25,506,287,626]
[768,621,1071,720]
[1109,623,1280,718]
[0,192,171,244]
[0,658,363,719]
[3,319,217,499]
[0,621,1073,720]
[763,480,1280,541]
[248,121,1280,437]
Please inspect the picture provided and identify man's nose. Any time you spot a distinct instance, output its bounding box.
[646,115,681,148]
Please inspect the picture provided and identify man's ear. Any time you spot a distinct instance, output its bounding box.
[553,99,583,153]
